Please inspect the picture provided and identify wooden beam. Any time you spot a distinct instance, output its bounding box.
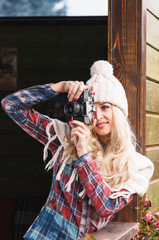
[108,0,147,222]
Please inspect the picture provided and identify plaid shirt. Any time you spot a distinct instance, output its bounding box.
[1,84,134,240]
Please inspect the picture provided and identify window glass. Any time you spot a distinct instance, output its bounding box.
[0,0,108,17]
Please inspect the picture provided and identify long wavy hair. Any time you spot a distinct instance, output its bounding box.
[63,105,137,189]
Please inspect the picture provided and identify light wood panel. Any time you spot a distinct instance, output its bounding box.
[147,180,159,211]
[146,0,159,196]
[146,45,159,82]
[146,80,159,113]
[147,11,159,50]
[146,114,159,145]
[146,147,159,179]
[147,0,159,18]
[80,222,137,240]
[146,146,159,161]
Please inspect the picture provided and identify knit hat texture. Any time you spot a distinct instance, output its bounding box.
[86,60,128,117]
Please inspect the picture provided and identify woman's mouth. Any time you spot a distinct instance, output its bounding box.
[96,122,108,128]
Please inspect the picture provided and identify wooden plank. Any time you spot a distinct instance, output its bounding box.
[147,11,159,50]
[146,179,159,211]
[146,146,159,161]
[146,45,159,82]
[146,114,159,145]
[146,80,159,113]
[80,222,137,240]
[108,0,147,222]
[147,0,159,18]
[146,147,159,179]
[109,0,138,129]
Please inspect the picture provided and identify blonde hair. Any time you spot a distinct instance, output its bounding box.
[63,106,136,189]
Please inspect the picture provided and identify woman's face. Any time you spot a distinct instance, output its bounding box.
[93,102,114,141]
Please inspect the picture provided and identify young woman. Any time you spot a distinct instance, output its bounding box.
[1,60,154,240]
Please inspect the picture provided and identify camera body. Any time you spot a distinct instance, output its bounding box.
[64,89,96,124]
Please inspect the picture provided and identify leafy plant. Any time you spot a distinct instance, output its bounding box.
[84,233,97,240]
[133,199,159,239]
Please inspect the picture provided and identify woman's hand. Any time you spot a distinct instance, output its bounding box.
[69,118,96,158]
[50,81,94,101]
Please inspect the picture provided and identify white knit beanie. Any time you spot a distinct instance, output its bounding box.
[86,60,128,117]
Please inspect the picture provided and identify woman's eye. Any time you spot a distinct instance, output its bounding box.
[101,105,109,110]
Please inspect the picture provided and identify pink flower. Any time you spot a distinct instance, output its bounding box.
[145,198,151,208]
[146,212,153,220]
[134,226,139,232]
[156,221,159,228]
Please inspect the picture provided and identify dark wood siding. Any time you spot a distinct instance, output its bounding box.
[108,0,147,222]
[0,19,107,198]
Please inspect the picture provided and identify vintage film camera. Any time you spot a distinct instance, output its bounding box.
[64,89,96,124]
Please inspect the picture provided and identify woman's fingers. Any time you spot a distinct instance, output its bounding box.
[71,126,90,138]
[73,81,85,100]
[67,81,85,102]
[69,118,96,131]
[69,121,92,144]
[67,81,79,101]
[69,120,88,131]
[67,81,95,102]
[71,131,85,140]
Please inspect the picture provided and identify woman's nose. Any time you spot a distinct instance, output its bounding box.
[95,108,103,120]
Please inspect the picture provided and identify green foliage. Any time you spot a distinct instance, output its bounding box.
[133,199,159,240]
[84,233,97,240]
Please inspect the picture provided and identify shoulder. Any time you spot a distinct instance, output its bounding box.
[121,152,154,196]
[132,151,154,178]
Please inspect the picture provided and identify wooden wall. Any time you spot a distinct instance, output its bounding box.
[0,19,107,198]
[108,0,147,222]
[146,0,159,210]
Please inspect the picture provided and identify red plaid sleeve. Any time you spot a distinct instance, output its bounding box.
[74,153,134,218]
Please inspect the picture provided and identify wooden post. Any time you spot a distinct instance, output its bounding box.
[108,0,147,222]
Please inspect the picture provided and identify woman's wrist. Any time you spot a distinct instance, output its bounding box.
[50,81,66,93]
[77,148,88,158]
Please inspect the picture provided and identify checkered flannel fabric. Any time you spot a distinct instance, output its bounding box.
[1,84,134,239]
[24,205,78,240]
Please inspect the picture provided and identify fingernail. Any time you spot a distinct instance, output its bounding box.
[68,120,73,123]
[73,98,77,101]
[93,116,96,120]
[93,92,95,95]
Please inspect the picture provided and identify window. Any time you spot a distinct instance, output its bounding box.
[0,0,108,17]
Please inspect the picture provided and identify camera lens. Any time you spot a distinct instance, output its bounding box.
[64,102,83,117]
